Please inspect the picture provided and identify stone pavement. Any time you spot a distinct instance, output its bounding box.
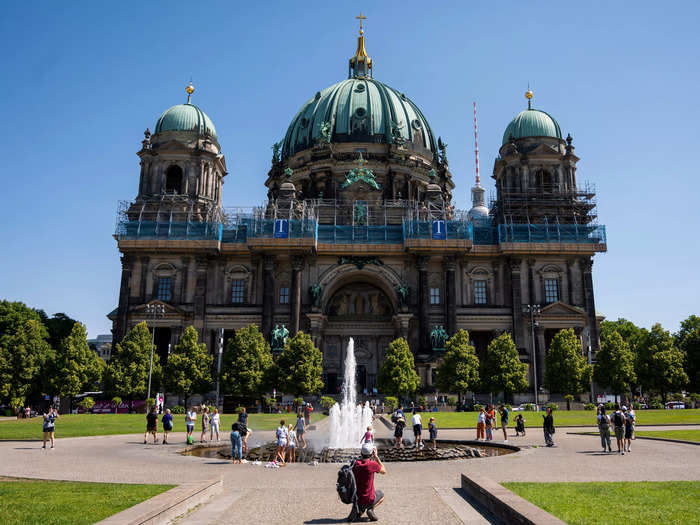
[1,422,698,524]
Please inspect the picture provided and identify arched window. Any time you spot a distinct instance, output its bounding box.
[536,169,553,190]
[165,165,183,193]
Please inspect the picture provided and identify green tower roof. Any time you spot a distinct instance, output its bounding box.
[155,103,217,140]
[502,108,562,145]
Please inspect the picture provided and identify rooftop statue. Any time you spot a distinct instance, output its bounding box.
[430,325,449,351]
[342,153,380,190]
[309,283,323,308]
[271,324,289,351]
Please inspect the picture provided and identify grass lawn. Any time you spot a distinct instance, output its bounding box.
[502,481,700,525]
[0,412,325,440]
[417,409,700,429]
[0,479,173,525]
[634,429,700,443]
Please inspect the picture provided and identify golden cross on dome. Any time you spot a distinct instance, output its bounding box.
[356,12,367,34]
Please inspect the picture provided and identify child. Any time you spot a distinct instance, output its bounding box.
[515,414,526,436]
[428,417,437,450]
[362,426,373,445]
[287,424,297,463]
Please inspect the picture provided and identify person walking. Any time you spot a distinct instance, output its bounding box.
[627,405,636,440]
[287,423,297,463]
[237,407,249,452]
[411,411,423,449]
[41,405,58,449]
[612,404,625,455]
[623,407,634,453]
[161,409,173,444]
[210,408,220,443]
[393,415,405,448]
[185,407,196,444]
[499,404,510,443]
[230,421,242,464]
[348,443,387,522]
[543,407,555,447]
[476,407,486,440]
[296,411,307,449]
[428,417,437,450]
[275,419,288,465]
[362,426,374,445]
[200,407,210,443]
[144,406,158,444]
[303,402,313,427]
[485,406,494,441]
[598,407,612,452]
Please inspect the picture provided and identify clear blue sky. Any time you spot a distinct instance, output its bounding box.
[1,1,698,337]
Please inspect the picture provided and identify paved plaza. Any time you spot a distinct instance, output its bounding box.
[1,417,699,524]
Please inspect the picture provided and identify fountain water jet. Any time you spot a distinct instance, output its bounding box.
[328,338,373,449]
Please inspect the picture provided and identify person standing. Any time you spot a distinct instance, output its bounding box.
[185,407,196,444]
[237,407,249,452]
[349,443,387,522]
[210,408,220,443]
[515,414,526,436]
[476,407,486,440]
[362,426,374,445]
[623,407,633,453]
[200,407,210,443]
[296,411,307,449]
[612,404,625,455]
[41,405,58,449]
[485,406,494,441]
[499,405,510,443]
[230,421,242,464]
[144,406,158,444]
[598,407,612,452]
[543,407,555,447]
[161,409,173,444]
[411,411,423,449]
[627,405,636,440]
[275,419,288,465]
[304,402,313,427]
[287,424,297,463]
[428,417,437,450]
[394,416,405,448]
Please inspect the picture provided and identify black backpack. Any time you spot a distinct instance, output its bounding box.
[613,412,624,427]
[336,460,357,505]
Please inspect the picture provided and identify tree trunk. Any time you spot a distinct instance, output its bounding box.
[566,398,571,411]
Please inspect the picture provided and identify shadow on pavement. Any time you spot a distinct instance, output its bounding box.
[303,519,349,524]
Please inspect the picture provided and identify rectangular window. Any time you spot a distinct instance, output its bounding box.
[473,280,487,305]
[279,286,289,304]
[157,277,172,302]
[544,278,559,303]
[231,279,245,304]
[430,287,440,305]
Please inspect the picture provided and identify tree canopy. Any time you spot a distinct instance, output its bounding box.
[594,330,636,400]
[104,322,161,400]
[637,324,687,399]
[165,326,212,405]
[377,337,420,397]
[221,324,273,399]
[435,329,480,399]
[544,328,592,396]
[600,318,643,354]
[676,315,700,392]
[54,322,104,397]
[480,332,528,396]
[275,331,323,396]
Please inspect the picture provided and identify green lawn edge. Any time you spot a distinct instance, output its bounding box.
[0,480,173,525]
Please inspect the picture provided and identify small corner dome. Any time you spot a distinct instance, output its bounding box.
[502,108,561,145]
[155,103,217,140]
[468,204,489,220]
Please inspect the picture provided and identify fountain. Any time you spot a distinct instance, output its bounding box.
[328,338,373,449]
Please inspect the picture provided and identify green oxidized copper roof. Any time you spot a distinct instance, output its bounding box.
[502,108,561,145]
[155,103,217,140]
[281,77,436,159]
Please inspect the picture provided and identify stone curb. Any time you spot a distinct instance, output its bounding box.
[567,431,700,446]
[95,478,222,525]
[460,474,566,525]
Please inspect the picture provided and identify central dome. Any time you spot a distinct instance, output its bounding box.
[281,78,436,160]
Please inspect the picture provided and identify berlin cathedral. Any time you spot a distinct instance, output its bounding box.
[110,22,606,399]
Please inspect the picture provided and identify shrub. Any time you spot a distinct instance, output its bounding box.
[671,393,684,402]
[649,400,663,409]
[78,397,95,412]
[293,397,304,408]
[583,403,596,410]
[446,397,457,407]
[171,405,185,414]
[418,395,427,407]
[505,404,512,411]
[146,398,156,410]
[473,403,484,411]
[4,409,13,417]
[604,401,616,411]
[523,403,535,411]
[545,402,558,411]
[384,396,398,411]
[320,396,336,410]
[632,402,641,410]
[111,396,122,406]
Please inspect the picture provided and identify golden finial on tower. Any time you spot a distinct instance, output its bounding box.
[350,13,372,77]
[356,12,367,35]
[186,81,195,103]
[525,86,533,109]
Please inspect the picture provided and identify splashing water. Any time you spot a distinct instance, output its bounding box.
[328,338,373,449]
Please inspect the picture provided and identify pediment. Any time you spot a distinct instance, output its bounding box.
[529,143,560,156]
[539,301,586,317]
[129,300,184,316]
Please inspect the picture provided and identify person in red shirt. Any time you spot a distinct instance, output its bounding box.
[350,443,387,521]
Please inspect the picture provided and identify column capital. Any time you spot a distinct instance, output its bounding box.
[509,258,522,273]
[291,255,305,271]
[263,255,276,271]
[442,255,457,271]
[580,257,593,272]
[416,255,430,271]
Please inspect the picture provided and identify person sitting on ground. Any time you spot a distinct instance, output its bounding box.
[393,416,405,449]
[515,414,526,436]
[161,408,173,444]
[428,417,437,450]
[275,419,288,465]
[362,426,374,445]
[348,443,387,522]
[412,410,424,449]
[144,406,158,444]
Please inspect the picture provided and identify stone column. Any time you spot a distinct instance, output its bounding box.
[581,257,600,352]
[262,255,276,340]
[527,259,536,305]
[139,256,150,302]
[417,255,430,351]
[566,259,574,305]
[114,255,133,343]
[290,255,304,336]
[536,326,546,388]
[496,260,505,306]
[443,256,457,336]
[193,257,208,340]
[509,258,525,348]
[179,257,190,303]
[393,314,412,341]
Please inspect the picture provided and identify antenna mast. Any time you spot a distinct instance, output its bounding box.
[473,101,480,185]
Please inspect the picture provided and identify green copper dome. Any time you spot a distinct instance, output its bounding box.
[155,103,217,140]
[502,108,562,145]
[281,77,436,159]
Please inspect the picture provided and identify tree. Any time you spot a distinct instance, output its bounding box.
[676,315,700,392]
[637,323,688,400]
[165,326,212,407]
[594,330,636,403]
[54,323,105,403]
[275,331,323,396]
[544,329,593,398]
[104,322,161,400]
[37,311,79,351]
[480,332,528,400]
[221,324,273,400]
[600,318,643,354]
[435,330,480,403]
[377,337,420,398]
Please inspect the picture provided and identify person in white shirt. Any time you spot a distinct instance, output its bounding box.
[185,408,197,443]
[210,408,221,442]
[411,411,423,449]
